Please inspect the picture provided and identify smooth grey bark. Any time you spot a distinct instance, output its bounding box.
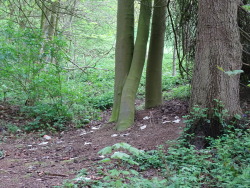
[172,40,177,76]
[109,0,134,122]
[145,0,166,109]
[116,0,152,131]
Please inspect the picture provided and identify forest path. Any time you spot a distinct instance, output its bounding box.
[0,100,188,188]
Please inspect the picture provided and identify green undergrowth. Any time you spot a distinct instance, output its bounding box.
[62,126,250,188]
[0,24,187,133]
[163,84,190,100]
[0,22,115,133]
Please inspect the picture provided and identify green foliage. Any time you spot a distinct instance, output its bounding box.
[127,177,168,188]
[242,4,250,11]
[6,123,20,134]
[163,84,190,100]
[21,104,70,132]
[0,7,189,133]
[162,76,188,91]
[0,23,72,132]
[98,142,143,165]
[0,120,20,134]
[0,23,66,104]
[91,90,113,110]
[133,146,167,170]
[207,130,250,187]
[0,21,115,131]
[184,99,249,134]
[165,143,212,187]
[183,106,210,131]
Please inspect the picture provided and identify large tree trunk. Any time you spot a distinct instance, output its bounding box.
[190,0,242,141]
[116,0,152,131]
[145,0,166,109]
[109,0,134,122]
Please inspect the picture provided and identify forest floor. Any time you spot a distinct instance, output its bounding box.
[0,99,188,188]
[0,86,249,188]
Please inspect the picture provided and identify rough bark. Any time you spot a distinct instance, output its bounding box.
[109,0,134,122]
[116,0,152,131]
[145,0,166,109]
[190,0,242,140]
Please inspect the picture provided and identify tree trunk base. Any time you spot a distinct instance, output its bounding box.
[186,118,223,149]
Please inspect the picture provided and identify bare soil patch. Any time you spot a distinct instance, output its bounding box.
[0,100,188,188]
[1,90,250,188]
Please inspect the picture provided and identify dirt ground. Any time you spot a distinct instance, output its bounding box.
[0,100,188,188]
[1,87,250,188]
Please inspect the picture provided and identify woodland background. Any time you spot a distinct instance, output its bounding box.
[0,0,249,187]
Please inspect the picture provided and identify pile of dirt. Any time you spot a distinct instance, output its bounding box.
[0,100,188,188]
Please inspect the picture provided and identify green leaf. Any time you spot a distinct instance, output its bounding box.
[109,169,121,176]
[113,142,131,150]
[234,114,241,120]
[98,146,112,155]
[128,147,143,156]
[112,143,122,149]
[130,169,139,176]
[120,142,132,149]
[99,158,111,163]
[242,5,250,11]
[121,170,130,175]
[126,159,139,165]
[115,180,123,187]
[111,152,130,160]
[217,66,225,72]
[224,70,244,76]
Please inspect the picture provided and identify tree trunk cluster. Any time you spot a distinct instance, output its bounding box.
[110,0,167,131]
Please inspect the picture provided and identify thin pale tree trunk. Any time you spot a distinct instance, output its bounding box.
[116,0,152,131]
[145,0,166,109]
[172,40,177,76]
[109,0,134,122]
[48,1,59,40]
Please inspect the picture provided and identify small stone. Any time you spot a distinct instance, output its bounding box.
[162,121,171,124]
[38,142,48,146]
[43,135,51,140]
[173,119,181,123]
[120,133,130,137]
[84,142,92,145]
[143,116,150,120]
